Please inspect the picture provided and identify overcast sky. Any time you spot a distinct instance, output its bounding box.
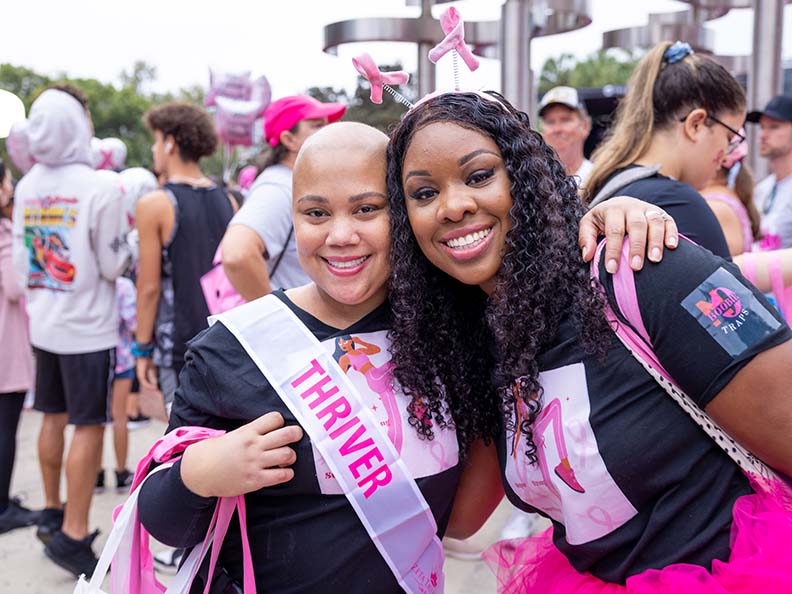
[2,0,790,99]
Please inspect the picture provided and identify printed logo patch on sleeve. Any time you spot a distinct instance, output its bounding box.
[681,267,781,357]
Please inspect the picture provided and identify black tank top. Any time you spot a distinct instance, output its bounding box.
[153,183,233,370]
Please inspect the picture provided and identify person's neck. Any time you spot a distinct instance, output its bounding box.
[279,152,298,170]
[166,161,209,185]
[634,132,683,181]
[769,155,792,182]
[286,283,387,329]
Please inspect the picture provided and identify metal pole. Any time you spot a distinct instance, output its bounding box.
[749,0,784,181]
[501,0,533,115]
[417,0,436,97]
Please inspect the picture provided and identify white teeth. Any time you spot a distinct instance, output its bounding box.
[446,227,491,249]
[327,256,368,269]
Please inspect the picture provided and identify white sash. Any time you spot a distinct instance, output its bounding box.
[211,295,445,594]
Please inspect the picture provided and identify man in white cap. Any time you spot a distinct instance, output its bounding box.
[539,85,593,187]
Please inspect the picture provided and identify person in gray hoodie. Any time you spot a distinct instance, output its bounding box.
[12,85,131,577]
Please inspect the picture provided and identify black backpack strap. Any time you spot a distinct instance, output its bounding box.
[269,225,294,280]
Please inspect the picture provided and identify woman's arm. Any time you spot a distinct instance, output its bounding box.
[0,224,23,302]
[706,199,746,257]
[446,440,505,539]
[579,196,679,273]
[352,337,381,355]
[705,340,792,476]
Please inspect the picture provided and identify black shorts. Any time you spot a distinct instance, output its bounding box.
[33,347,115,425]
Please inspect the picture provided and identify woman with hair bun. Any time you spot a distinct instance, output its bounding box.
[586,41,746,258]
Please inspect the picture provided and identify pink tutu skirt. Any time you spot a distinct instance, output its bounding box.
[483,480,792,593]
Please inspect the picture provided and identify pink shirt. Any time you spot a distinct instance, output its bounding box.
[0,218,33,392]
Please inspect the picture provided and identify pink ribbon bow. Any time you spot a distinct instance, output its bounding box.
[352,53,410,104]
[428,7,480,72]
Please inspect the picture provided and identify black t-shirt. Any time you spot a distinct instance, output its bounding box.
[138,292,462,594]
[498,239,790,583]
[612,167,731,259]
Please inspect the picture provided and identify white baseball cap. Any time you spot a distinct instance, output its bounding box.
[538,86,587,117]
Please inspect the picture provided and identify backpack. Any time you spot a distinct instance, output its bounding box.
[73,427,256,594]
[200,227,293,315]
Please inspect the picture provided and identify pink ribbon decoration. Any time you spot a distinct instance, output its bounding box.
[352,53,410,104]
[428,7,480,72]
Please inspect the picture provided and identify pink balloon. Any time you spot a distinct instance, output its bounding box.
[6,120,35,173]
[214,97,261,147]
[249,75,272,116]
[91,137,128,170]
[205,68,252,107]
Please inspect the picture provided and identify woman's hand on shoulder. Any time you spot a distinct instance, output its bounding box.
[180,411,303,498]
[579,196,678,273]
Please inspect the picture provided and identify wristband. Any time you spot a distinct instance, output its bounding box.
[132,340,155,358]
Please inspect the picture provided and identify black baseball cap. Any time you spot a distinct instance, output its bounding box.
[746,95,792,123]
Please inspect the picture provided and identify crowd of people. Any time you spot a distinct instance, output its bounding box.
[0,38,791,594]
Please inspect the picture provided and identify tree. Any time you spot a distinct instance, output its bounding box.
[538,49,642,96]
[306,63,413,134]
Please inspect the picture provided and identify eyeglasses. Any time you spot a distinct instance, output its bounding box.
[678,111,746,155]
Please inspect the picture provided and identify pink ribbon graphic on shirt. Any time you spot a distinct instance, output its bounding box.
[428,7,480,85]
[352,53,411,105]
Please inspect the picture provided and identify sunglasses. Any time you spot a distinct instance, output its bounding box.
[678,111,746,155]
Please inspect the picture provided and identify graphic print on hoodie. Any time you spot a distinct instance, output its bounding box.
[12,89,131,354]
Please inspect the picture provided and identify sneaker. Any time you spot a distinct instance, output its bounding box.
[500,509,542,541]
[0,497,41,534]
[115,469,133,493]
[554,459,585,493]
[442,537,484,561]
[127,413,151,430]
[153,547,184,574]
[36,507,64,546]
[95,470,106,494]
[44,529,100,578]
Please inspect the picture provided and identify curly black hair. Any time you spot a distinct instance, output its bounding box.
[386,92,611,461]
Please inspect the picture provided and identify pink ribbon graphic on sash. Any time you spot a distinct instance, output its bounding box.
[352,53,410,104]
[428,7,480,71]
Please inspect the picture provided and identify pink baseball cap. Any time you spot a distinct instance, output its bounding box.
[263,95,346,147]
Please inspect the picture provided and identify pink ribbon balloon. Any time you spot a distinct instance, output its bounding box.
[428,7,480,72]
[205,68,253,107]
[214,97,261,147]
[91,137,127,170]
[6,120,36,173]
[352,53,410,104]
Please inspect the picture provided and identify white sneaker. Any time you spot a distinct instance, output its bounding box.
[499,509,541,541]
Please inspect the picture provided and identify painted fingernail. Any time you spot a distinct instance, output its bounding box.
[668,236,678,247]
[606,259,617,273]
[631,255,642,269]
[650,248,661,262]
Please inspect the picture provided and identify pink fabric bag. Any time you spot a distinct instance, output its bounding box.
[73,427,256,594]
[201,246,246,315]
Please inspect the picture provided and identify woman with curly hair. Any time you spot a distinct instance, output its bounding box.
[386,89,792,592]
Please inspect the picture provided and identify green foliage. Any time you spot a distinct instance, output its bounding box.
[538,49,642,96]
[306,63,411,134]
[0,60,412,181]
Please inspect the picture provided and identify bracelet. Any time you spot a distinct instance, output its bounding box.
[132,340,155,358]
